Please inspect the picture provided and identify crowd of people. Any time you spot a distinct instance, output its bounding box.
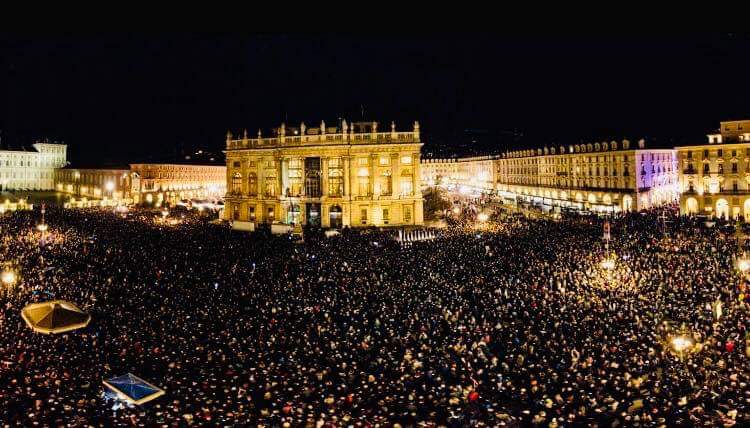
[0,205,748,426]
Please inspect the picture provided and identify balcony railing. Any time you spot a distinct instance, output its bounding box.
[227,131,419,149]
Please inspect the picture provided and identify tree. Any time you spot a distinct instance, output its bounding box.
[423,186,452,219]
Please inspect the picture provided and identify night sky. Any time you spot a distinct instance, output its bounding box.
[1,33,749,165]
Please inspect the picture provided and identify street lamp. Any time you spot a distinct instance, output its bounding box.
[601,258,615,270]
[1,270,16,286]
[477,212,489,222]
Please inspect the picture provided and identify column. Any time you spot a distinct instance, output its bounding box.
[280,157,289,197]
[343,156,351,197]
[391,152,400,197]
[412,152,420,197]
[321,156,329,197]
[370,153,377,197]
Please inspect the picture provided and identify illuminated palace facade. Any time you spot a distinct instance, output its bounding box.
[678,119,750,220]
[0,141,67,191]
[129,162,226,206]
[495,140,679,212]
[224,121,424,228]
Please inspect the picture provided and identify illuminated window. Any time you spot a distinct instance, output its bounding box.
[358,158,368,166]
[400,179,413,195]
[248,173,257,195]
[379,157,390,166]
[380,173,392,196]
[360,208,368,224]
[404,205,412,223]
[265,177,276,197]
[401,156,412,165]
[358,176,370,196]
[382,208,390,224]
[232,173,242,193]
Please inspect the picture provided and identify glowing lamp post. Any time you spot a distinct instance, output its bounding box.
[601,258,615,270]
[1,270,16,286]
[105,181,115,202]
[36,224,48,232]
[670,335,695,361]
[477,212,489,222]
[738,258,750,273]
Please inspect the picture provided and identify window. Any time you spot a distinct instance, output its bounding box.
[358,176,370,196]
[265,177,276,197]
[733,180,739,192]
[360,208,368,224]
[379,157,390,166]
[382,208,390,224]
[400,179,413,195]
[358,158,368,166]
[328,176,343,196]
[232,173,242,193]
[703,164,709,174]
[248,206,256,222]
[703,149,709,157]
[718,164,724,174]
[400,156,412,165]
[380,173,392,196]
[232,204,240,220]
[267,207,275,223]
[233,161,241,168]
[328,161,344,196]
[732,163,738,173]
[732,150,737,157]
[718,149,723,157]
[305,171,321,197]
[248,173,257,196]
[404,205,412,223]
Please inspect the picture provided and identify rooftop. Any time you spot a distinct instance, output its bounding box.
[226,120,421,150]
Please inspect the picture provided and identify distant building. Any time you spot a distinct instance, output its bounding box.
[0,140,67,191]
[54,166,133,202]
[420,155,498,191]
[677,120,750,219]
[129,161,226,207]
[224,120,424,227]
[496,140,678,213]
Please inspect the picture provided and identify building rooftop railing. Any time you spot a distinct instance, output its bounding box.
[226,121,421,150]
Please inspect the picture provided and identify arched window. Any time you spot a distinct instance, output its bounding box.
[232,173,242,193]
[248,173,257,196]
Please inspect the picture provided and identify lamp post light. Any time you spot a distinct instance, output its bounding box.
[1,270,16,287]
[105,181,115,204]
[477,212,489,222]
[601,258,615,271]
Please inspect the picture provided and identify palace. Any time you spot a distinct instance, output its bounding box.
[0,141,67,191]
[678,119,750,219]
[224,120,424,228]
